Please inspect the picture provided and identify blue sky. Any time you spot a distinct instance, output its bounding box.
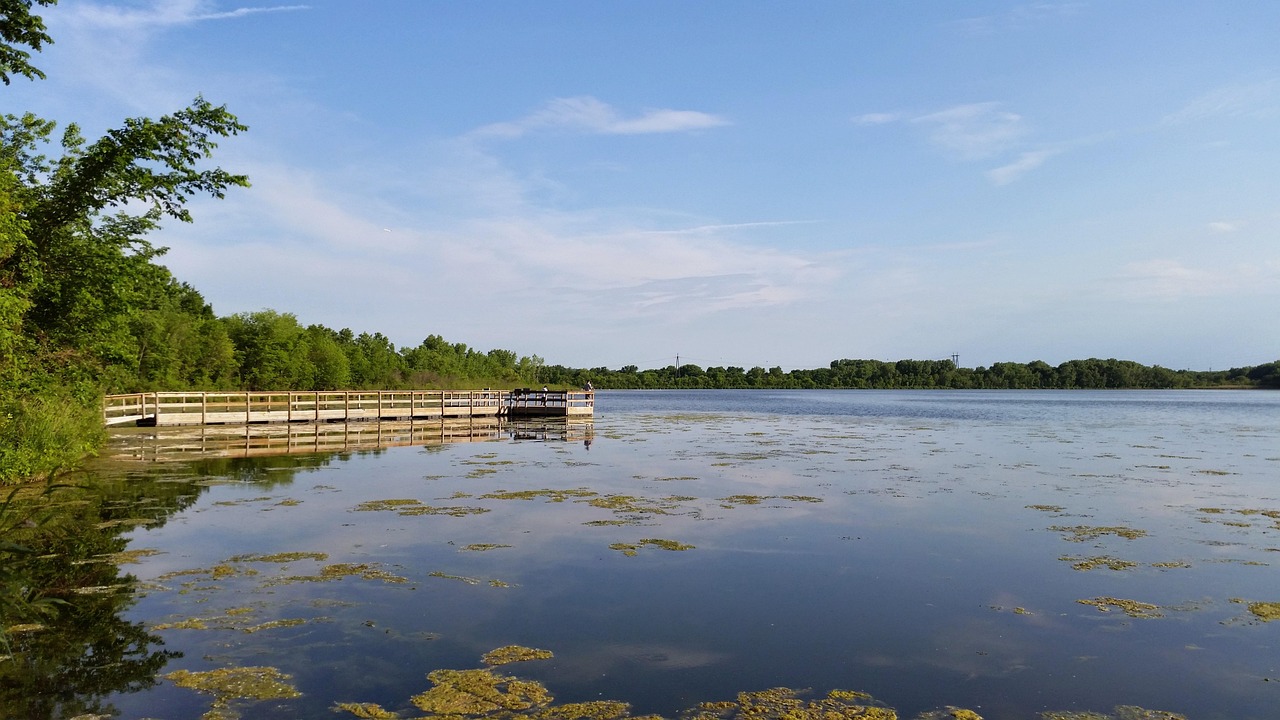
[11,1,1279,371]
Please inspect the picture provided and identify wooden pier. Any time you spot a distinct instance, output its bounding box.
[102,389,594,427]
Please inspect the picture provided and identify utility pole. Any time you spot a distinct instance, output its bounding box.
[675,354,680,380]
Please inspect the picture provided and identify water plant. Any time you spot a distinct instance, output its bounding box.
[164,666,301,720]
[1076,597,1163,619]
[482,645,554,666]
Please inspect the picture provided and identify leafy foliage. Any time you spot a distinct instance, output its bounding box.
[0,0,56,85]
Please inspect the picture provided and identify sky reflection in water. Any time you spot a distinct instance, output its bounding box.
[95,390,1280,719]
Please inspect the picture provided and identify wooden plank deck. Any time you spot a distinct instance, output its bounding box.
[103,390,593,427]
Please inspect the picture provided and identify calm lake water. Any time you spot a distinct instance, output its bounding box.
[12,390,1280,719]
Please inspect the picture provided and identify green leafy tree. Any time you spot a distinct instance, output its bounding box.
[1,4,248,482]
[0,0,56,85]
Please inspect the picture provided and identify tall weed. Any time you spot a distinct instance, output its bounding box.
[0,392,103,485]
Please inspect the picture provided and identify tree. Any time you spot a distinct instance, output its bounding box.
[2,0,248,481]
[0,0,56,85]
[1,101,248,387]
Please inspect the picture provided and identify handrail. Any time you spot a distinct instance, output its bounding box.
[103,389,593,427]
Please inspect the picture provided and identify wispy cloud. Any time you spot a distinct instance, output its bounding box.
[859,102,1067,184]
[1162,79,1280,125]
[66,1,309,30]
[1207,221,1239,234]
[853,112,900,125]
[954,3,1084,34]
[986,148,1060,185]
[911,102,1026,160]
[473,96,729,139]
[638,220,819,236]
[1109,258,1280,302]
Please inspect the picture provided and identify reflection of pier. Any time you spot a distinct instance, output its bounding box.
[102,418,594,461]
[102,389,594,427]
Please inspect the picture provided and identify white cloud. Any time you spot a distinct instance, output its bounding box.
[853,112,900,125]
[1206,221,1239,234]
[1162,79,1280,125]
[161,142,836,346]
[473,96,729,139]
[912,102,1025,160]
[954,3,1084,34]
[985,148,1060,185]
[65,1,308,30]
[1109,259,1280,301]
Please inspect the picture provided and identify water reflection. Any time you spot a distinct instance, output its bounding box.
[0,476,194,719]
[102,418,595,461]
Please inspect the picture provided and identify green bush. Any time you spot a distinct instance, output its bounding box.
[0,391,103,485]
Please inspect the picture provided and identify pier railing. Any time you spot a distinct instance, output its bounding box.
[103,389,592,427]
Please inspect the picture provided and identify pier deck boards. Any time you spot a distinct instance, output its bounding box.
[103,390,593,427]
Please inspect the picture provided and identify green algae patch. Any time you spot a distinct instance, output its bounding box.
[1026,504,1066,513]
[356,498,491,517]
[226,552,329,563]
[411,668,553,714]
[1039,709,1186,720]
[242,618,309,633]
[267,563,408,586]
[354,498,422,511]
[321,563,409,583]
[402,504,490,517]
[691,686,897,720]
[158,564,259,582]
[582,494,687,515]
[1245,601,1280,621]
[335,648,918,720]
[461,544,513,552]
[152,605,319,634]
[1049,525,1148,542]
[540,700,633,720]
[429,571,481,585]
[917,710,984,720]
[1111,708,1187,720]
[718,494,769,506]
[1061,555,1138,571]
[99,547,164,564]
[482,645,554,666]
[164,666,301,720]
[213,496,274,507]
[153,617,211,630]
[1077,597,1163,619]
[610,538,695,556]
[332,702,400,718]
[480,488,598,502]
[717,495,821,508]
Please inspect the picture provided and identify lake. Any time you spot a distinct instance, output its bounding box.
[5,390,1279,719]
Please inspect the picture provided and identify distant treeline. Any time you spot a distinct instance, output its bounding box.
[541,357,1280,391]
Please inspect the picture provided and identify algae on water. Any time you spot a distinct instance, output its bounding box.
[1076,597,1163,619]
[482,645,554,666]
[164,666,301,720]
